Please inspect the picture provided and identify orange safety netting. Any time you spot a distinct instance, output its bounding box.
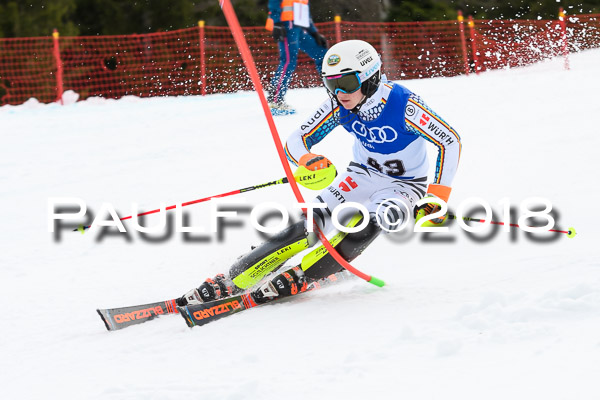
[469,13,600,71]
[1,15,599,106]
[0,36,57,105]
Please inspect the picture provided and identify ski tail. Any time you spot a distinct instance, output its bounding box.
[97,299,179,331]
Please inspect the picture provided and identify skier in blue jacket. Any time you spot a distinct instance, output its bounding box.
[265,0,328,115]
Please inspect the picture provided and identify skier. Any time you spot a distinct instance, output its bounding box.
[177,39,462,307]
[265,0,328,115]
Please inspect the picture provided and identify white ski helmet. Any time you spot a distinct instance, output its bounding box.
[321,40,382,98]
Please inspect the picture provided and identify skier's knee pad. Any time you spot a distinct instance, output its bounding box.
[228,220,315,289]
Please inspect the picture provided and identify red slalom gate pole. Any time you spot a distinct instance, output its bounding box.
[218,0,384,287]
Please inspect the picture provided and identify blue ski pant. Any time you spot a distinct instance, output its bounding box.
[269,22,327,103]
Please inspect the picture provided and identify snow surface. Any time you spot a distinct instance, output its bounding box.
[1,50,599,400]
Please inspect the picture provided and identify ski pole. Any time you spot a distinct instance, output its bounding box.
[75,166,338,233]
[446,214,577,238]
[75,177,289,233]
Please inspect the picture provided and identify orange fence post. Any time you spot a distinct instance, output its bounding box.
[457,11,469,75]
[52,29,64,104]
[467,16,480,75]
[334,15,342,43]
[198,20,207,95]
[558,7,570,70]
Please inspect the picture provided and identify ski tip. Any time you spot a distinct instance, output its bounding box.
[566,227,577,238]
[368,276,385,287]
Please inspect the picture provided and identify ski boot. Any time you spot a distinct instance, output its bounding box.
[252,266,308,304]
[176,273,238,306]
[268,101,296,116]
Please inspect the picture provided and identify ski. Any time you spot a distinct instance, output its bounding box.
[97,299,179,331]
[97,271,352,331]
[178,270,352,328]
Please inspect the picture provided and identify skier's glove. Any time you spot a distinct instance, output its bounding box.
[310,31,328,48]
[414,184,452,226]
[272,22,287,42]
[295,153,336,190]
[414,194,445,225]
[299,153,332,171]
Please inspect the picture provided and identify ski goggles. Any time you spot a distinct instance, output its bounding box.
[323,72,362,95]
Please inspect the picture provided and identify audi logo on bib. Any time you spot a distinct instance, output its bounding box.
[351,121,398,144]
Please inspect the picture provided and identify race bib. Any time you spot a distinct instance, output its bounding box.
[293,3,310,28]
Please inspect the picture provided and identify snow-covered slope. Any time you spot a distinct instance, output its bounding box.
[1,49,599,399]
